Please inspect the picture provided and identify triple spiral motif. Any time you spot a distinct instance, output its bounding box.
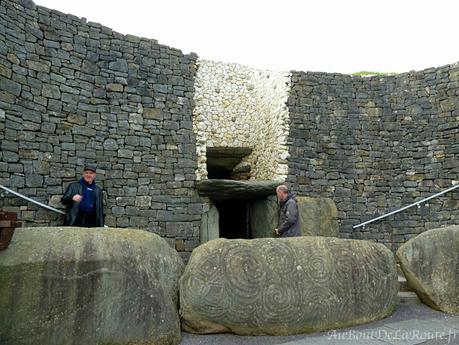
[180,237,397,334]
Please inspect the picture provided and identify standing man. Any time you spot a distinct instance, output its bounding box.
[274,185,301,237]
[61,164,104,227]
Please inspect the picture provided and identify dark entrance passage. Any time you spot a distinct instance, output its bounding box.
[196,180,279,241]
[206,147,252,180]
[214,200,251,239]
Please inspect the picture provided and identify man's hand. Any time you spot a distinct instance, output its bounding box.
[274,228,280,237]
[72,194,83,203]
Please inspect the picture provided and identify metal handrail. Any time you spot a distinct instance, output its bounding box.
[353,183,459,229]
[0,184,66,215]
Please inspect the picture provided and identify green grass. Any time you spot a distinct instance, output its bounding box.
[352,71,398,77]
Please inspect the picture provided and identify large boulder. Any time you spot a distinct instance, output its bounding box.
[297,196,339,237]
[396,225,459,313]
[0,227,184,345]
[180,237,397,335]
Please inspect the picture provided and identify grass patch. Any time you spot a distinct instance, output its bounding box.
[352,71,397,77]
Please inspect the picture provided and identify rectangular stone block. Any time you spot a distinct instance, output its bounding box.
[27,60,50,73]
[0,77,21,96]
[25,174,43,188]
[166,222,193,237]
[118,149,133,158]
[143,107,162,120]
[134,196,152,208]
[106,83,123,92]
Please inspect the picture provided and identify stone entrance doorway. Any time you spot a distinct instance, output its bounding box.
[197,180,280,243]
[201,197,277,242]
[198,183,341,243]
[198,147,279,241]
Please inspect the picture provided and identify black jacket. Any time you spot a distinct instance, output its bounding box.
[278,193,301,237]
[61,181,104,227]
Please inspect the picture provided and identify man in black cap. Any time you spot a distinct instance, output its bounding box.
[61,164,104,227]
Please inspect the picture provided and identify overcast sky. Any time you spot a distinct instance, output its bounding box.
[34,0,459,74]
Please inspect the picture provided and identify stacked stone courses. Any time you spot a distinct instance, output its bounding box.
[0,0,206,259]
[287,68,459,251]
[0,0,458,254]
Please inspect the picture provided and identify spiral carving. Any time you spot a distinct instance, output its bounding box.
[222,243,266,301]
[260,239,299,278]
[180,237,398,335]
[258,282,303,325]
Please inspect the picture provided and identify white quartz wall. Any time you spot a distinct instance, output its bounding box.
[193,60,291,181]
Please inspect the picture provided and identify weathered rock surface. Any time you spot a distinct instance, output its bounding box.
[196,179,278,200]
[396,225,459,313]
[250,196,278,238]
[200,204,219,244]
[297,197,339,237]
[180,237,397,335]
[0,227,184,345]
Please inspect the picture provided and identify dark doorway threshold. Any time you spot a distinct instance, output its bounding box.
[214,200,251,239]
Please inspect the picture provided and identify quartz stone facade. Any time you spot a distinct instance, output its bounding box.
[193,60,290,181]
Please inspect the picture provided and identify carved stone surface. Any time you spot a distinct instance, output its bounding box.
[196,179,278,201]
[397,225,459,313]
[180,237,398,335]
[0,227,184,345]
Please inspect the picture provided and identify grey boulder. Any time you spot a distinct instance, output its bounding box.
[397,225,459,313]
[297,196,339,237]
[0,227,184,345]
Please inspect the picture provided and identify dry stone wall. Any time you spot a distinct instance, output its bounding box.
[287,67,459,251]
[193,60,290,181]
[0,0,207,259]
[0,0,458,253]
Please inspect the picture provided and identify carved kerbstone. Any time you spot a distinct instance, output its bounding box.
[180,237,397,335]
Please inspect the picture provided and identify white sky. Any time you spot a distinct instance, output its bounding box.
[34,0,459,74]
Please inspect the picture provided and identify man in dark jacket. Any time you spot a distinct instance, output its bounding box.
[61,164,104,227]
[274,185,301,237]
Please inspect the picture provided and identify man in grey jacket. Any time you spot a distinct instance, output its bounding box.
[274,185,301,237]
